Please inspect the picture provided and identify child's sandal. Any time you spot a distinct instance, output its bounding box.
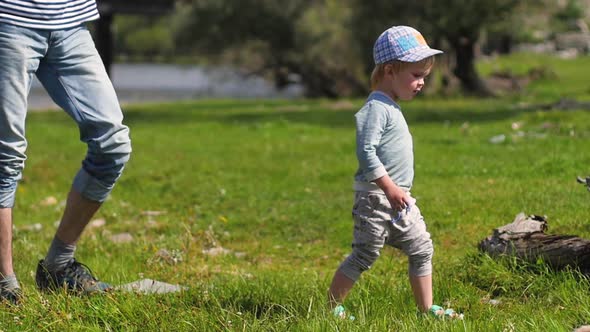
[428,304,444,317]
[428,305,464,320]
[444,308,464,320]
[333,304,356,321]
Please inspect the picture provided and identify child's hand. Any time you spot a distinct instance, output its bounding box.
[374,175,413,212]
[384,185,411,212]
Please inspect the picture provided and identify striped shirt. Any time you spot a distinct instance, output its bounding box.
[0,0,99,30]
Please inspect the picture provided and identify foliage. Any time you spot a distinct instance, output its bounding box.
[172,0,522,96]
[104,1,589,97]
[554,0,585,22]
[171,0,366,97]
[112,15,175,60]
[173,0,306,54]
[552,0,586,32]
[349,0,520,95]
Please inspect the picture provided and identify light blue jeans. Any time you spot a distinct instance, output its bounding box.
[0,23,132,207]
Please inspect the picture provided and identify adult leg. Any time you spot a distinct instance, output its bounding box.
[55,190,101,245]
[42,190,100,272]
[0,209,14,278]
[35,25,131,292]
[0,209,21,303]
[0,23,46,301]
[38,24,131,247]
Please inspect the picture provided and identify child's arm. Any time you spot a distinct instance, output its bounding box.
[356,103,410,211]
[355,103,388,180]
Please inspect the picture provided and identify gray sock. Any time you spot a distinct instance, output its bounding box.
[0,274,20,291]
[44,236,76,272]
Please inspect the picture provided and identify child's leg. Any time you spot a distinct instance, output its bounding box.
[409,274,432,312]
[388,204,434,312]
[329,193,389,308]
[328,269,355,308]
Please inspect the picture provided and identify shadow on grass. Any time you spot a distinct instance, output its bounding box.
[455,253,590,298]
[122,101,523,129]
[183,286,298,320]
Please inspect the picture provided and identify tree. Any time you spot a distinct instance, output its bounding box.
[350,0,520,95]
[172,0,366,97]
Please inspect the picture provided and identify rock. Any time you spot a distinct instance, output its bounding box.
[39,196,58,206]
[489,134,506,144]
[116,278,187,294]
[141,210,166,217]
[487,299,501,306]
[88,218,106,229]
[555,31,590,52]
[202,247,231,256]
[152,248,183,265]
[21,223,42,232]
[234,251,247,258]
[109,232,133,243]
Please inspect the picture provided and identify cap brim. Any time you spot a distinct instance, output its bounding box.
[397,48,443,62]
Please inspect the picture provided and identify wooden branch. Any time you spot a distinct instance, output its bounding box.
[479,213,590,274]
[578,176,590,191]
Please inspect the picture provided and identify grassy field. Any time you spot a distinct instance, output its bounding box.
[2,54,590,331]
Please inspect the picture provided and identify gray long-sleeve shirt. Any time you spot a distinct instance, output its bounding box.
[353,91,414,193]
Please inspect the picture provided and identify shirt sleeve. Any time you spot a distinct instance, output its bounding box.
[355,102,390,182]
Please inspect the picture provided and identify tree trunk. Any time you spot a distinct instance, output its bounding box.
[449,36,492,96]
[95,11,114,77]
[281,59,367,98]
[479,213,590,275]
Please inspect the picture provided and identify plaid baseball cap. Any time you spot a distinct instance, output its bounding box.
[373,26,443,64]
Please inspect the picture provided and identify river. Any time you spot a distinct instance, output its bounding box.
[28,63,304,110]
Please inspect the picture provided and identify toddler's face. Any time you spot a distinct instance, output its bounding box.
[389,63,432,101]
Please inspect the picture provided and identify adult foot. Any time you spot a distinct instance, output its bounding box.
[36,259,112,294]
[0,287,22,305]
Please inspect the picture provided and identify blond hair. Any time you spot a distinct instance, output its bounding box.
[370,56,436,90]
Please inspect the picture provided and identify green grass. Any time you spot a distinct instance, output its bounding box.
[477,52,590,101]
[3,54,590,331]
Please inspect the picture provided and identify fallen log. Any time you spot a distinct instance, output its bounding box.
[578,176,590,191]
[479,213,590,274]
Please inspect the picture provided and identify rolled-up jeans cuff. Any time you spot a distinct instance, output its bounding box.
[72,168,114,202]
[0,188,16,208]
